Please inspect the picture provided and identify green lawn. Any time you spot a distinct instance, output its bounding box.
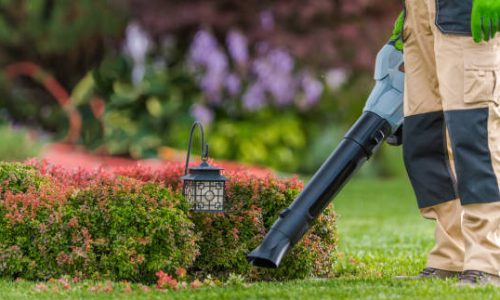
[1,175,499,299]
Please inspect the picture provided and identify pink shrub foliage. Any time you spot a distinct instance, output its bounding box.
[0,160,337,282]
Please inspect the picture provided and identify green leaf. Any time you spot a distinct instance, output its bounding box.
[145,97,162,118]
[111,81,142,105]
[71,72,95,105]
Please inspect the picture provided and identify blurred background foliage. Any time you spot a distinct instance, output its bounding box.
[0,0,125,132]
[0,124,43,161]
[0,0,404,175]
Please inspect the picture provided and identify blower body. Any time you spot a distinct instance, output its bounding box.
[247,44,405,268]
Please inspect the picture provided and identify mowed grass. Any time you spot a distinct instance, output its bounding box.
[1,175,499,299]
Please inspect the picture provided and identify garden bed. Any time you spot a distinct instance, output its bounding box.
[0,160,337,284]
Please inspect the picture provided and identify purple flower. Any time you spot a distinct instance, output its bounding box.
[267,74,296,106]
[260,10,275,31]
[267,49,294,74]
[201,71,225,104]
[252,49,294,86]
[190,104,214,125]
[200,50,228,104]
[252,48,296,106]
[256,42,270,55]
[206,48,228,74]
[225,73,241,97]
[243,82,266,111]
[188,29,219,66]
[301,73,323,107]
[252,57,272,81]
[226,30,249,67]
[188,29,229,104]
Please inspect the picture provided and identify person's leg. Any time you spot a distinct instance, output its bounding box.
[420,200,464,272]
[402,0,464,274]
[462,203,500,275]
[432,0,500,280]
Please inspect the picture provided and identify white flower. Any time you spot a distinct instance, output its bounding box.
[122,22,152,85]
[325,68,349,91]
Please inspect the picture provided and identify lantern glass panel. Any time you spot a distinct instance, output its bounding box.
[194,180,224,212]
[183,180,196,205]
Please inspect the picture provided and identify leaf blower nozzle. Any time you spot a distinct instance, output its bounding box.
[247,44,405,268]
[246,228,291,268]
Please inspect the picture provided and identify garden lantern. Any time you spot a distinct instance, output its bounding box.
[181,121,227,212]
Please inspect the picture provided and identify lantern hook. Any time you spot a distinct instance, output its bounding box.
[184,121,209,176]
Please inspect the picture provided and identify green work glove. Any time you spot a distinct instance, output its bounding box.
[389,11,405,51]
[471,0,500,43]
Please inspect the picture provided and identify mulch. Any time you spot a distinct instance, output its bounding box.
[41,143,272,177]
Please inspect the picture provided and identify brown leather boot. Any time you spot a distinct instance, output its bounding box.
[457,270,500,287]
[393,267,461,280]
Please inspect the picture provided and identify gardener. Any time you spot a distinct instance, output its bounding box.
[392,0,500,286]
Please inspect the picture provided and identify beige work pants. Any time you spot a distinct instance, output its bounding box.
[403,0,500,275]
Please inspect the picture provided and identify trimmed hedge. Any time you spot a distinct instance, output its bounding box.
[0,162,47,194]
[0,161,337,283]
[0,162,197,282]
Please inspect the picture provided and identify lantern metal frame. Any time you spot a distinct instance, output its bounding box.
[181,122,227,212]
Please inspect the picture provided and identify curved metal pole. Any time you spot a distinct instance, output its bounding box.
[184,121,209,175]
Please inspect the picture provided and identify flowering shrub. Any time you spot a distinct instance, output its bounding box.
[189,174,337,280]
[113,162,338,280]
[187,29,324,113]
[0,160,337,282]
[0,162,198,282]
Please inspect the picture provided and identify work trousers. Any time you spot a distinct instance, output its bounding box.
[403,0,500,275]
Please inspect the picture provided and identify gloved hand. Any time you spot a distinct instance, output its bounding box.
[471,0,500,43]
[389,11,405,51]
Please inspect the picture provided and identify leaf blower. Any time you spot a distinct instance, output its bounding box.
[247,43,405,268]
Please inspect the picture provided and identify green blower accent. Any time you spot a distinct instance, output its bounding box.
[472,0,500,43]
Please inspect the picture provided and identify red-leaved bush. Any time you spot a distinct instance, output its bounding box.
[0,160,337,282]
[0,161,197,282]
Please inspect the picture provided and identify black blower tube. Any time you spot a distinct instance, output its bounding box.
[247,111,392,268]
